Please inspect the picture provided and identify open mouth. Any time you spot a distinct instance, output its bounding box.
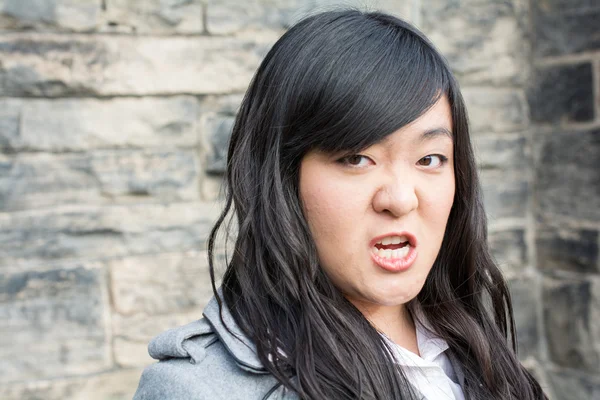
[370,233,418,271]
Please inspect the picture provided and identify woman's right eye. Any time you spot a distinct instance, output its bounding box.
[337,154,373,168]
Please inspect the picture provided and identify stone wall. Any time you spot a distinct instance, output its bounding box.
[0,1,597,399]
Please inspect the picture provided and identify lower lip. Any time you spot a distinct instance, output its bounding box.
[371,246,418,272]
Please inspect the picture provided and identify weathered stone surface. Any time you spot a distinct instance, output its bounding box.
[537,224,599,274]
[0,368,143,400]
[206,0,304,35]
[528,63,594,124]
[0,33,268,96]
[535,128,600,221]
[421,1,528,85]
[0,97,199,152]
[0,98,20,149]
[112,307,206,367]
[0,203,219,267]
[463,88,529,134]
[508,277,539,359]
[204,116,234,174]
[199,94,244,176]
[110,251,212,316]
[0,266,110,383]
[488,229,527,274]
[103,0,204,34]
[480,170,529,220]
[547,368,600,400]
[0,149,200,211]
[473,135,528,171]
[543,276,600,373]
[532,0,600,57]
[0,0,100,32]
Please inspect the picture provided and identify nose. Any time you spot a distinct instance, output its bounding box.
[372,172,419,217]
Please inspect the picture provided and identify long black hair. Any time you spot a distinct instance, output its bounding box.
[207,9,547,400]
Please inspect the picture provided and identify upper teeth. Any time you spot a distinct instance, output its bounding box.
[377,235,408,245]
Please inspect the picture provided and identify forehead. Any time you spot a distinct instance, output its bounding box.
[379,95,453,147]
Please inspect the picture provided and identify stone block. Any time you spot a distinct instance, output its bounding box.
[112,307,206,367]
[535,128,600,221]
[204,116,234,175]
[542,276,600,373]
[473,135,528,171]
[528,63,594,124]
[109,251,213,316]
[507,277,539,359]
[532,0,600,57]
[0,99,21,149]
[537,223,599,274]
[421,1,528,85]
[463,88,528,134]
[0,149,200,211]
[0,203,219,267]
[205,0,305,35]
[0,266,110,383]
[0,368,143,400]
[488,229,527,274]
[0,0,100,32]
[0,33,268,96]
[547,368,600,400]
[0,97,199,152]
[480,170,529,220]
[103,0,203,34]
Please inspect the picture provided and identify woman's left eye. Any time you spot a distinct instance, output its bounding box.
[338,154,373,167]
[417,154,448,168]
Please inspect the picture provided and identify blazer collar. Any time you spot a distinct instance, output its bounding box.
[203,290,267,373]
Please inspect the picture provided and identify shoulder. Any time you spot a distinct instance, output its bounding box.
[132,318,294,400]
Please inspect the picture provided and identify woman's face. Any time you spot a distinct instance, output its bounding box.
[299,96,455,315]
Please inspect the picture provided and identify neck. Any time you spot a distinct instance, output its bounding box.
[349,299,420,356]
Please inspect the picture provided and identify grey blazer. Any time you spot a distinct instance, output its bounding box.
[133,294,466,399]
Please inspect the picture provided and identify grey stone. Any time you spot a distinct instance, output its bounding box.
[0,203,218,267]
[0,99,21,150]
[463,88,529,134]
[103,0,203,34]
[507,277,539,359]
[109,251,213,316]
[542,277,600,373]
[0,97,199,152]
[535,128,600,221]
[480,170,529,220]
[205,0,305,35]
[0,368,143,400]
[528,63,595,124]
[488,229,527,274]
[0,266,110,383]
[0,0,100,32]
[204,116,234,175]
[112,308,205,367]
[421,0,528,85]
[0,34,268,96]
[532,0,600,57]
[547,368,600,400]
[473,135,528,171]
[0,149,201,212]
[537,224,599,274]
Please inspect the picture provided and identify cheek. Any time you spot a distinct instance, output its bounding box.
[302,181,363,242]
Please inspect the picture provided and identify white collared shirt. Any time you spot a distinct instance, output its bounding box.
[381,317,466,400]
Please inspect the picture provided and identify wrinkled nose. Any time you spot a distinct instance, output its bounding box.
[372,175,419,217]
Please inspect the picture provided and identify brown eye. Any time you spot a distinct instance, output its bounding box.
[347,155,364,165]
[418,155,447,168]
[337,154,372,168]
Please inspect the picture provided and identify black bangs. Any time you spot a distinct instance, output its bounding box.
[278,10,451,158]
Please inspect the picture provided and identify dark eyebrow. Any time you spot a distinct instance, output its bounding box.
[418,127,453,143]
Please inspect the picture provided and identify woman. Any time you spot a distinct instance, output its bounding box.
[134,9,548,400]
